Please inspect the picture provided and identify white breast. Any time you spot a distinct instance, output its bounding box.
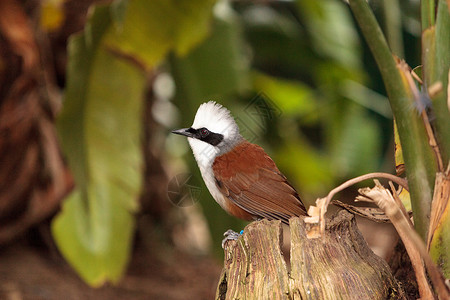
[188,138,229,210]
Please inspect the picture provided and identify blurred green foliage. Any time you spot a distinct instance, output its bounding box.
[170,0,400,251]
[54,4,144,286]
[54,0,216,286]
[55,0,450,285]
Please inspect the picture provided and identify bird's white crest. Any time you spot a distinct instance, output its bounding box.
[192,101,240,140]
[188,101,242,164]
[187,102,243,209]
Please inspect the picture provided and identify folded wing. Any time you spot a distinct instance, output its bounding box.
[212,142,306,224]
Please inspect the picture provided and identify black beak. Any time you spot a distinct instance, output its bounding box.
[171,128,194,138]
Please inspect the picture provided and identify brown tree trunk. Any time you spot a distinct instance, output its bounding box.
[217,210,405,299]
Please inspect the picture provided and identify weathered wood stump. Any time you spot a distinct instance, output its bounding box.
[216,210,405,299]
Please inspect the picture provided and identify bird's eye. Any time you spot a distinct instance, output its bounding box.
[199,128,209,137]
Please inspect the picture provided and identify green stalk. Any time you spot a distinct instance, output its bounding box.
[348,0,437,239]
[421,0,436,30]
[432,0,450,164]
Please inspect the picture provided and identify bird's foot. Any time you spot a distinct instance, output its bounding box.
[221,229,243,249]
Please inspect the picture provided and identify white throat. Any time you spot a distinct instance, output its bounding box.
[188,137,228,209]
[188,137,219,170]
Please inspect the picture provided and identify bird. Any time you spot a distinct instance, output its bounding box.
[172,101,306,243]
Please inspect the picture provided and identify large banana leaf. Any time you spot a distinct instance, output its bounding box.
[53,4,145,286]
[54,0,216,286]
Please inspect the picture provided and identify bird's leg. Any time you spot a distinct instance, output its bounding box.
[221,229,242,249]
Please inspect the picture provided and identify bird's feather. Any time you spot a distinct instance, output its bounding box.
[212,141,306,224]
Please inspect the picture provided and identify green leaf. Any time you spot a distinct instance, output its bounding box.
[53,4,145,286]
[340,80,392,118]
[171,9,249,103]
[54,0,219,285]
[105,0,217,68]
[296,0,361,69]
[52,189,136,285]
[274,136,333,204]
[241,5,315,76]
[251,72,317,120]
[328,106,381,178]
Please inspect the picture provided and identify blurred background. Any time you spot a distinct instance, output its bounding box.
[0,0,422,298]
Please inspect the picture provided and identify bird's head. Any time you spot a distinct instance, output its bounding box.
[172,101,242,165]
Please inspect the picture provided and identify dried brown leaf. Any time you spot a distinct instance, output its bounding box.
[358,180,449,299]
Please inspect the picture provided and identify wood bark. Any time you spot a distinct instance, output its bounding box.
[216,210,405,299]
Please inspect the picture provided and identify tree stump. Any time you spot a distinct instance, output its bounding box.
[216,210,405,299]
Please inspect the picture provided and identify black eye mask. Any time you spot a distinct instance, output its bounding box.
[191,127,224,146]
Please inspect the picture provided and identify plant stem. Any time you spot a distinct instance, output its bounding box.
[432,0,450,165]
[421,0,436,30]
[348,0,436,240]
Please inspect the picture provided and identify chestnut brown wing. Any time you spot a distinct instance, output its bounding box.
[213,142,306,224]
